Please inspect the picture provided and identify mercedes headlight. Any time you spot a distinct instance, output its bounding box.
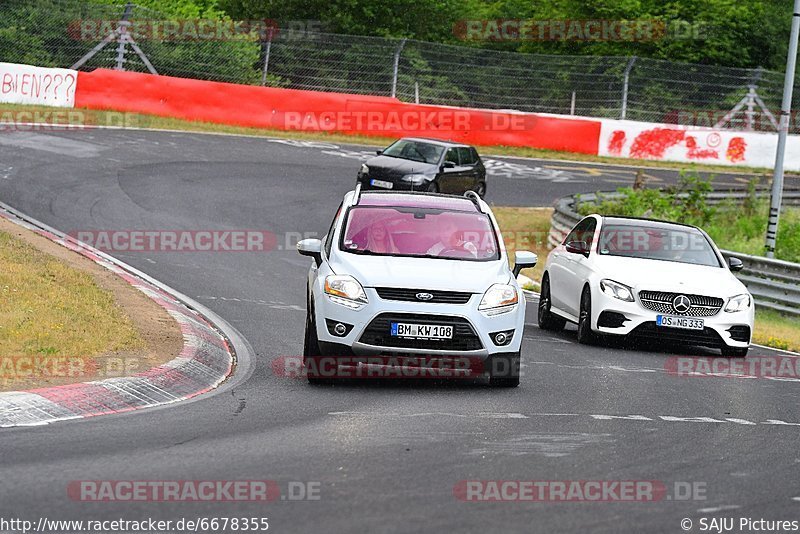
[599,279,634,302]
[359,163,369,175]
[324,275,368,309]
[724,293,751,313]
[479,284,519,315]
[401,174,429,185]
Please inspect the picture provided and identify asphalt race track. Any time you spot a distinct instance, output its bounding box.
[1,128,800,533]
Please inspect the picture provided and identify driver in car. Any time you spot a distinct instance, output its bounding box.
[426,220,478,258]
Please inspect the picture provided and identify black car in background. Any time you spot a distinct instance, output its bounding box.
[356,137,487,197]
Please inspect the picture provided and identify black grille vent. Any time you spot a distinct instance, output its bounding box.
[375,288,473,305]
[360,313,482,351]
[638,290,723,317]
[727,325,751,343]
[629,322,725,348]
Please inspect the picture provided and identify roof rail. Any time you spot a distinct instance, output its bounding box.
[464,190,483,212]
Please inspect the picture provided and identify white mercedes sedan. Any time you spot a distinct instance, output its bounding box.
[539,215,753,357]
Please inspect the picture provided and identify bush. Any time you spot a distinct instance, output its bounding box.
[577,173,800,263]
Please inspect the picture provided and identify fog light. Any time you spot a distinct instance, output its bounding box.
[490,329,514,346]
[325,319,354,337]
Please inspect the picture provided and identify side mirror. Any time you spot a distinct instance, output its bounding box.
[728,256,744,272]
[297,238,323,266]
[376,150,383,155]
[565,240,590,256]
[442,161,456,170]
[513,250,538,277]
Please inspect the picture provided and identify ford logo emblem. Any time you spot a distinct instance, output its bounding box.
[415,292,434,301]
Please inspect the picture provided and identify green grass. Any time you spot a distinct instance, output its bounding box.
[491,207,552,286]
[753,309,800,352]
[0,230,143,360]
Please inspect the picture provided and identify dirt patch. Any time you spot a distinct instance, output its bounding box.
[0,216,183,392]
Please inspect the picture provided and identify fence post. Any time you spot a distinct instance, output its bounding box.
[71,1,156,74]
[414,82,419,104]
[391,38,407,98]
[261,26,274,86]
[570,91,576,115]
[620,56,637,120]
[765,0,800,258]
[113,3,134,70]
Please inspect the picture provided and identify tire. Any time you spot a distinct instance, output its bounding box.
[721,345,748,358]
[475,182,487,198]
[538,275,566,332]
[426,181,439,193]
[488,352,520,388]
[577,286,596,345]
[302,299,331,384]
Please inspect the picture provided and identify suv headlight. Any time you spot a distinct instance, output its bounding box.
[599,279,634,302]
[401,174,429,185]
[479,284,518,315]
[324,275,368,309]
[724,293,751,313]
[359,163,369,175]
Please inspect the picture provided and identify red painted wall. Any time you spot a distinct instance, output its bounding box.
[75,69,601,154]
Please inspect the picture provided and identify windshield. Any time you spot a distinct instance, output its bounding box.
[381,140,445,164]
[597,223,722,267]
[339,206,500,261]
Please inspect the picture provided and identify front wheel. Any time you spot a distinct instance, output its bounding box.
[538,276,566,332]
[577,287,596,345]
[426,181,439,193]
[488,352,520,387]
[303,301,331,384]
[475,182,487,198]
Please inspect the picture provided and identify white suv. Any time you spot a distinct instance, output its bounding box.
[297,188,537,386]
[540,215,754,357]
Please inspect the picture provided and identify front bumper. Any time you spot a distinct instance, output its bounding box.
[591,287,754,348]
[313,287,525,360]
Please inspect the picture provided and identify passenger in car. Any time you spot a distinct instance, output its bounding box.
[366,221,398,254]
[426,220,478,258]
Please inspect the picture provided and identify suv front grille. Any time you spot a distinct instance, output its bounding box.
[638,290,723,317]
[375,287,473,304]
[359,313,482,351]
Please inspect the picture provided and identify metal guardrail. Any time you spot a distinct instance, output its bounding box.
[549,191,800,316]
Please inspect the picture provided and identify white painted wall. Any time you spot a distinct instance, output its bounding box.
[597,118,800,171]
[0,63,77,108]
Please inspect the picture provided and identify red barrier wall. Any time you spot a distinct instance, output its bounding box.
[75,69,601,154]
